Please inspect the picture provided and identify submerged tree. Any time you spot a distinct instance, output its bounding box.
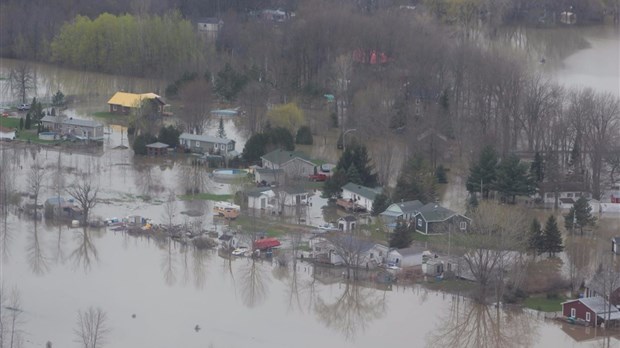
[66,175,99,225]
[74,306,109,348]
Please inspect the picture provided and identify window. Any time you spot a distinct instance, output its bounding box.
[460,221,467,230]
[417,219,422,227]
[370,253,374,259]
[195,140,200,147]
[570,308,576,318]
[586,312,591,322]
[567,193,574,198]
[112,105,117,111]
[379,251,383,257]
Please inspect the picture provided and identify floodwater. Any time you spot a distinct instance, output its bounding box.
[1,25,620,348]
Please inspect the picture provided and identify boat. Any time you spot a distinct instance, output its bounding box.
[317,223,338,231]
[213,201,241,219]
[211,168,249,179]
[231,247,249,256]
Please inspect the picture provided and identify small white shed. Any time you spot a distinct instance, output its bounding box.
[388,246,428,268]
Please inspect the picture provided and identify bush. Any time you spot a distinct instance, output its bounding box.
[295,126,313,145]
[132,133,158,155]
[436,165,448,184]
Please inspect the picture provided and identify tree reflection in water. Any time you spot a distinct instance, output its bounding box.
[70,226,99,272]
[427,296,538,348]
[161,238,177,286]
[314,280,386,340]
[27,220,49,275]
[239,258,268,308]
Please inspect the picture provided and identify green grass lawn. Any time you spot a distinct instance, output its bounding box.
[92,111,129,123]
[178,193,233,201]
[0,117,20,129]
[523,295,565,312]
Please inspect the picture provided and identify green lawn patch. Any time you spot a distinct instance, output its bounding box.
[178,193,233,201]
[0,117,20,129]
[523,295,564,312]
[92,111,128,123]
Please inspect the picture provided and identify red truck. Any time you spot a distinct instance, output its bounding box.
[308,173,328,182]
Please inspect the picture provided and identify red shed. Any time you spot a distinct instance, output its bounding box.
[562,297,620,326]
[253,238,281,251]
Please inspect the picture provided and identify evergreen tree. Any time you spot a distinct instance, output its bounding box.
[346,164,362,185]
[528,218,544,255]
[494,154,536,203]
[322,168,347,199]
[564,197,596,235]
[466,194,479,215]
[52,90,65,106]
[530,151,544,183]
[295,125,313,145]
[19,117,24,130]
[217,117,226,138]
[132,133,158,155]
[335,143,377,187]
[393,155,436,203]
[435,164,448,184]
[389,221,413,248]
[543,215,563,256]
[371,193,390,216]
[466,145,498,198]
[25,112,32,129]
[158,125,181,147]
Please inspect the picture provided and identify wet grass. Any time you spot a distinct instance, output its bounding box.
[425,279,477,293]
[523,295,564,312]
[178,193,233,201]
[0,117,20,128]
[92,111,129,123]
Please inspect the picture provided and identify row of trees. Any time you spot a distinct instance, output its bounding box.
[50,11,202,78]
[466,146,536,203]
[322,142,378,198]
[527,216,563,257]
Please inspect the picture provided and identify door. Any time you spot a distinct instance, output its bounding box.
[260,197,266,209]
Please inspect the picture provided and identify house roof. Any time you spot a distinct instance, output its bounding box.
[416,203,464,222]
[246,187,274,197]
[613,237,620,244]
[261,149,313,166]
[146,142,169,149]
[342,182,382,201]
[41,116,102,128]
[180,133,234,145]
[253,237,281,250]
[381,200,424,217]
[394,246,426,257]
[45,196,65,205]
[339,215,357,222]
[539,181,588,193]
[324,233,384,253]
[107,92,165,108]
[559,198,575,204]
[565,297,620,319]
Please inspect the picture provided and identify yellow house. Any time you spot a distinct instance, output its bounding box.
[107,92,165,114]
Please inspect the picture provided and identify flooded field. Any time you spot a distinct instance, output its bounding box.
[0,24,619,348]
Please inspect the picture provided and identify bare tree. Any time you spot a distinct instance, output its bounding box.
[162,190,176,230]
[178,78,213,134]
[0,286,25,348]
[27,164,46,219]
[324,233,374,279]
[6,63,34,104]
[74,307,110,348]
[449,202,528,303]
[66,175,99,225]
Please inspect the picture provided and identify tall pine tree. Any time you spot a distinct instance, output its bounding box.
[494,154,536,203]
[564,197,596,235]
[528,218,544,255]
[217,117,226,138]
[543,215,563,256]
[466,145,498,198]
[389,221,412,248]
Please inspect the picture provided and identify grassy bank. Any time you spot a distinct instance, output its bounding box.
[523,295,564,312]
[178,193,233,201]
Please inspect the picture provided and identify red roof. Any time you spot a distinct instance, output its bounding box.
[253,238,281,250]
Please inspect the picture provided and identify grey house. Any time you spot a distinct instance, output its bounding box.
[380,200,424,228]
[41,116,104,141]
[260,149,315,181]
[414,203,470,235]
[179,133,236,156]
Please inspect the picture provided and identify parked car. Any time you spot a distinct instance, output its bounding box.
[308,173,328,182]
[17,103,30,111]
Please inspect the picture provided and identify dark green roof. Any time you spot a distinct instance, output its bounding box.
[342,182,382,201]
[261,149,313,166]
[417,203,463,222]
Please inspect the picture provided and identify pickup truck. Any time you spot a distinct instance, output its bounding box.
[308,173,328,182]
